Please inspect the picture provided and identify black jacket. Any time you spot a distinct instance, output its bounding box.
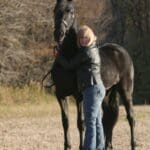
[56,44,102,91]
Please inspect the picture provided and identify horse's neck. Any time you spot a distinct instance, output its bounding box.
[61,27,78,59]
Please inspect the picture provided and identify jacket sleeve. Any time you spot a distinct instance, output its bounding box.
[56,52,88,70]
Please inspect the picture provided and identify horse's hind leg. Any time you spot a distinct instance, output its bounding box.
[118,77,136,150]
[102,87,119,150]
[56,95,71,150]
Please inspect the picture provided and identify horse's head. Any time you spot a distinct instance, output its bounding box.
[54,0,75,44]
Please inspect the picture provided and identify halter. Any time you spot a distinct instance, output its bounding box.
[61,18,74,37]
[62,19,68,29]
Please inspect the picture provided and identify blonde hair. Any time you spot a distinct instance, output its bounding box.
[77,25,97,47]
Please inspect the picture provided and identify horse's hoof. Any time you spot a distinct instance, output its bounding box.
[131,140,137,150]
[105,143,113,150]
[79,146,83,150]
[64,144,71,150]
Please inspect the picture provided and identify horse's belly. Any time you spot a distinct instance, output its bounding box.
[101,64,120,90]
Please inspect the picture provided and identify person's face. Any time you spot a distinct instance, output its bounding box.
[79,36,90,47]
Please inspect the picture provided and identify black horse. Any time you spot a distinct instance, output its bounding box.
[50,0,136,149]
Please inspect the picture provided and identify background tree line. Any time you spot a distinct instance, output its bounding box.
[0,0,149,104]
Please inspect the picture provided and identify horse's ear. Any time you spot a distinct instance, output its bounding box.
[56,0,72,3]
[56,0,63,3]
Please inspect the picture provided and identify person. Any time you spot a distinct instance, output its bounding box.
[56,25,106,150]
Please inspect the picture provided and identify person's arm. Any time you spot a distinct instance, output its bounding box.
[56,51,88,70]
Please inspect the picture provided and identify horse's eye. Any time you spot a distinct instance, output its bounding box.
[66,9,71,13]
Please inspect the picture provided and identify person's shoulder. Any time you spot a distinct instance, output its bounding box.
[89,42,98,48]
[89,44,99,52]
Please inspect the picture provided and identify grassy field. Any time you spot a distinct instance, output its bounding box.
[0,85,150,150]
[0,103,150,150]
[0,104,150,150]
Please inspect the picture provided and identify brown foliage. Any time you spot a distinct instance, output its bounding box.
[0,0,55,86]
[0,0,149,99]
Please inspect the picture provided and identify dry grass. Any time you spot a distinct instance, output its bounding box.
[0,98,149,150]
[0,83,56,119]
[0,0,55,85]
[0,83,55,105]
[0,84,149,150]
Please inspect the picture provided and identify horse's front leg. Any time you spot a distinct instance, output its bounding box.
[57,95,71,150]
[75,94,84,150]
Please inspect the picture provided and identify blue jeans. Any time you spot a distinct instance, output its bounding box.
[82,83,106,150]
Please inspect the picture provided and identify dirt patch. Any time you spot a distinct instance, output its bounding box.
[0,105,150,150]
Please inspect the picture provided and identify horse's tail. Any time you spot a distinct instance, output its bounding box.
[41,69,55,90]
